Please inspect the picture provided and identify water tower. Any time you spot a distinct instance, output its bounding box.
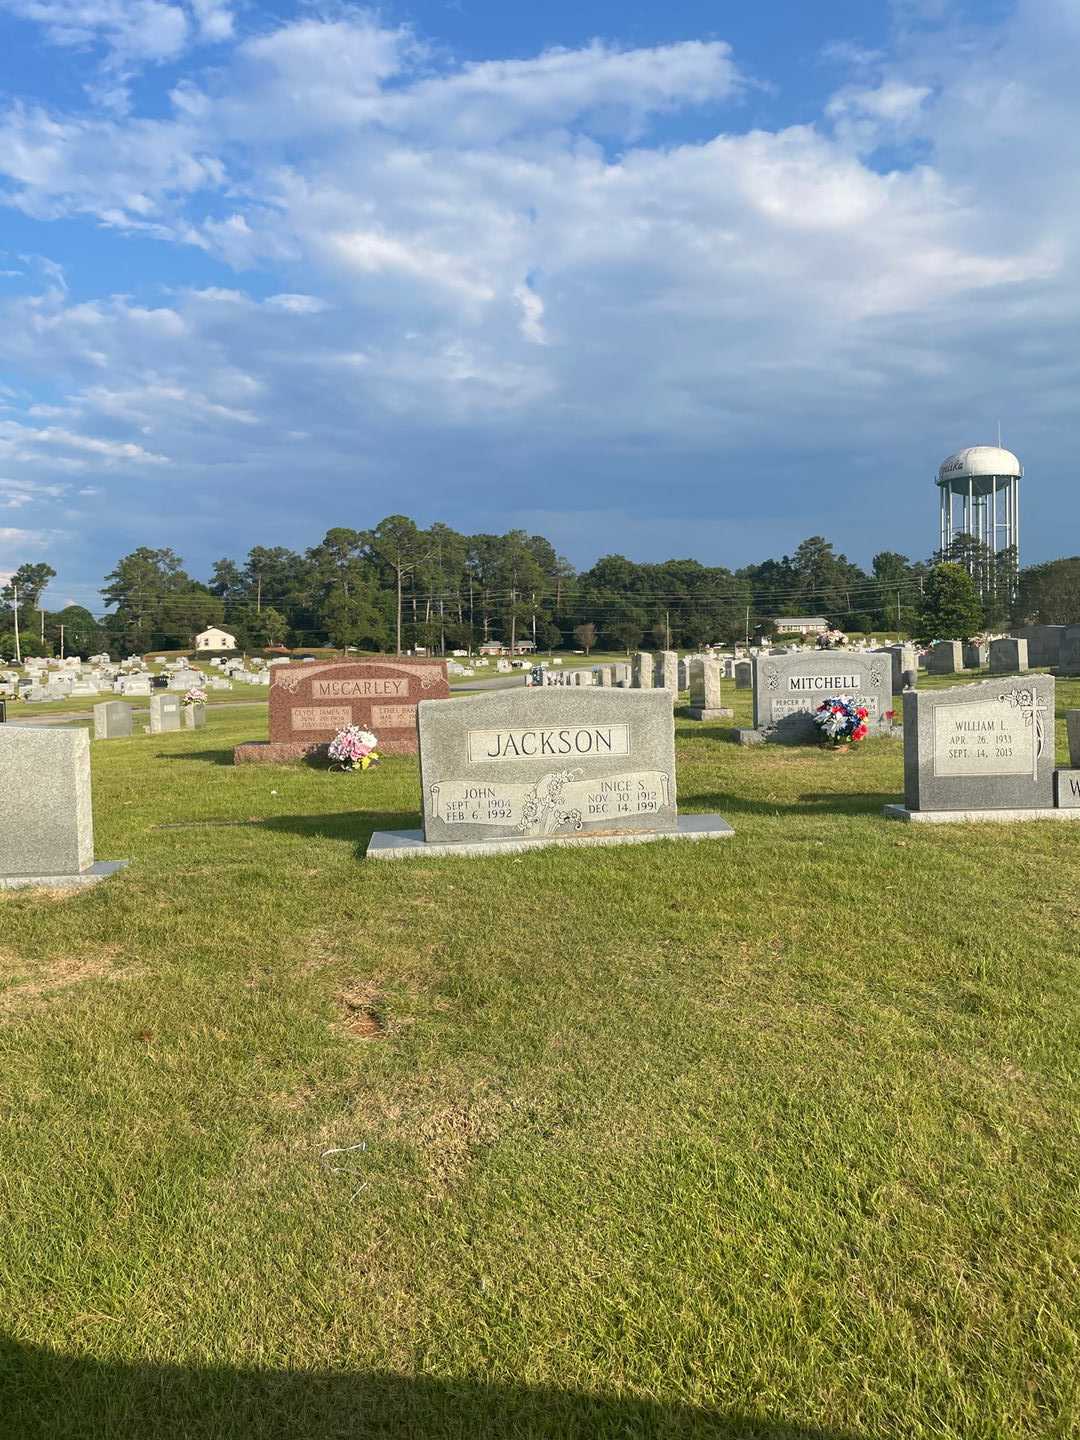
[937,444,1022,563]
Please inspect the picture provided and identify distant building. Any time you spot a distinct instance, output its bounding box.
[772,617,828,636]
[194,627,237,651]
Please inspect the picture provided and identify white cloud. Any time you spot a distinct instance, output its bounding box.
[0,4,1078,578]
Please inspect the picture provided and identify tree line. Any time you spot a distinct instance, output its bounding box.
[0,517,1074,658]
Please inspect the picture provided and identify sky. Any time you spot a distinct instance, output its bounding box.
[0,0,1077,612]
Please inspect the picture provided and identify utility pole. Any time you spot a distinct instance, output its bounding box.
[12,582,21,665]
[59,624,65,660]
[896,590,901,634]
[665,609,671,649]
[744,605,750,648]
[40,602,45,646]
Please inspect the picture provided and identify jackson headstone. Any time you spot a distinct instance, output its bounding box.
[368,688,734,859]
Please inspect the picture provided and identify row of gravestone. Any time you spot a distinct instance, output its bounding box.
[93,696,206,739]
[6,657,1080,887]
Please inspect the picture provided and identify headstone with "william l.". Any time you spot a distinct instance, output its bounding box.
[367,687,734,859]
[884,675,1074,823]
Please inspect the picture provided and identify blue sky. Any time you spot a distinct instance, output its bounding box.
[0,0,1075,611]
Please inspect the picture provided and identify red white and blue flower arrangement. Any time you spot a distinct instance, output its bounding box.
[813,695,869,746]
[327,725,380,772]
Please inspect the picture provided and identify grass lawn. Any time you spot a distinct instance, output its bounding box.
[1,681,1079,1438]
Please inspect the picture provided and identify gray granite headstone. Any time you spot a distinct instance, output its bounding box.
[654,651,678,694]
[183,702,206,729]
[989,638,1028,675]
[633,652,653,690]
[687,658,731,721]
[0,699,5,724]
[417,688,681,846]
[900,675,1055,812]
[0,727,93,878]
[962,642,988,670]
[94,701,133,740]
[750,650,893,742]
[1055,625,1080,675]
[734,661,752,689]
[1066,709,1080,766]
[1013,625,1063,668]
[149,693,182,734]
[878,644,916,692]
[613,663,630,688]
[926,640,964,675]
[677,659,689,691]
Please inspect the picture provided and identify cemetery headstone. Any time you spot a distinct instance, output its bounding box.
[989,638,1028,674]
[737,650,893,744]
[0,727,127,887]
[654,651,678,695]
[0,699,5,724]
[613,663,630,688]
[149,693,182,734]
[1012,625,1063,668]
[1053,625,1080,676]
[183,702,207,730]
[963,642,989,670]
[926,640,964,675]
[235,658,450,763]
[687,658,732,721]
[884,674,1074,822]
[878,644,917,692]
[633,652,654,690]
[368,687,733,859]
[94,701,133,740]
[734,660,752,689]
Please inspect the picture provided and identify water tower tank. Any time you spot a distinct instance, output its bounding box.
[937,444,1021,562]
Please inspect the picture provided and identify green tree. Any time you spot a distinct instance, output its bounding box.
[101,547,189,653]
[370,516,429,655]
[1014,557,1080,625]
[917,563,983,644]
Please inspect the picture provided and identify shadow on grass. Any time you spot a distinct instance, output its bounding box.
[257,810,419,855]
[155,747,238,766]
[1,1337,864,1440]
[684,790,900,819]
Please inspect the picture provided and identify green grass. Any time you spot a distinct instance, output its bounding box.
[1,683,1079,1438]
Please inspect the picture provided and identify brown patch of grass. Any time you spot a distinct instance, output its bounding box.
[0,944,136,1017]
[337,981,388,1039]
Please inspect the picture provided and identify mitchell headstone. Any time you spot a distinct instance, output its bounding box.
[989,637,1028,675]
[368,688,734,859]
[740,650,893,744]
[926,640,964,675]
[0,727,127,888]
[94,701,133,740]
[149,693,182,734]
[687,658,732,721]
[885,675,1068,822]
[235,658,450,764]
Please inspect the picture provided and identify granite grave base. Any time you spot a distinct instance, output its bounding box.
[686,707,733,721]
[234,736,418,764]
[0,859,129,890]
[367,812,735,861]
[883,804,1080,825]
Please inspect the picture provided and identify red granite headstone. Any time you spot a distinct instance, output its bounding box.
[235,658,448,763]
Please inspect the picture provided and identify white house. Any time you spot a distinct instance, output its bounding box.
[194,627,237,651]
